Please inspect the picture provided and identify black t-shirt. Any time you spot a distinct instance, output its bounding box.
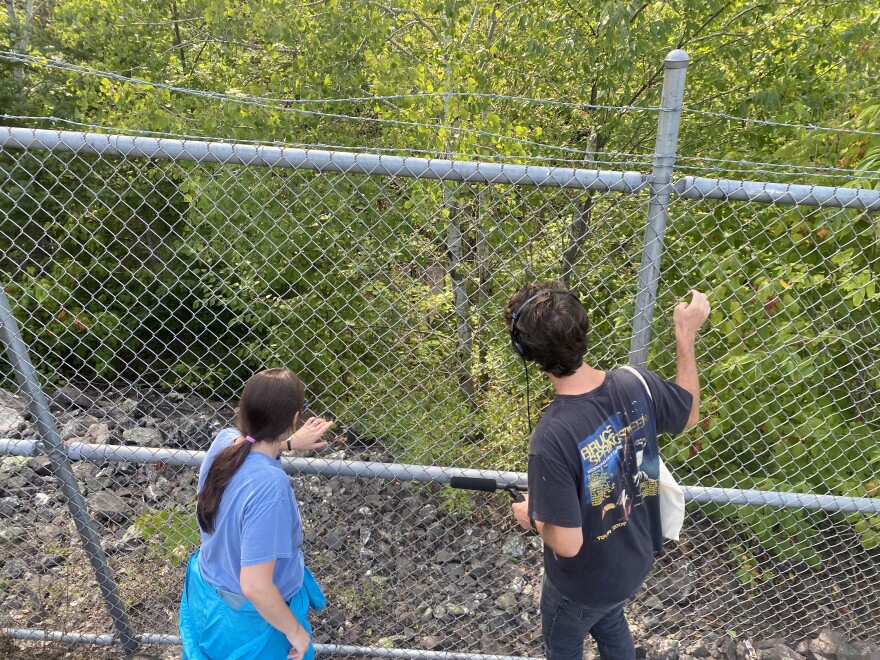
[527,367,692,605]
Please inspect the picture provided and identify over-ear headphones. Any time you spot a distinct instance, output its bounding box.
[509,288,581,432]
[509,290,550,361]
[510,289,582,361]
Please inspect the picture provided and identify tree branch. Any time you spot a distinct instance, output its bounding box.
[368,2,441,43]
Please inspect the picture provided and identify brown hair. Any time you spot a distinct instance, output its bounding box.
[503,281,589,377]
[196,368,305,533]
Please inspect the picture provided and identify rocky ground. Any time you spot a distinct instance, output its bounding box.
[0,385,878,659]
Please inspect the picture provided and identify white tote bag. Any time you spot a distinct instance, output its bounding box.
[619,366,686,541]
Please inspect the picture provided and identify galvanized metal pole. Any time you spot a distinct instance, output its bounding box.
[629,50,690,367]
[0,288,139,656]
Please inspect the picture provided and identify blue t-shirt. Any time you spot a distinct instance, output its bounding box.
[527,367,692,605]
[196,428,304,601]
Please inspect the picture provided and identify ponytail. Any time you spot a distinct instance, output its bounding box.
[196,367,305,534]
[197,441,252,533]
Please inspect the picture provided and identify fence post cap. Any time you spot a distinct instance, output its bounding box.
[665,49,690,68]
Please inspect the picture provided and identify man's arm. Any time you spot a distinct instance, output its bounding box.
[673,290,711,430]
[512,495,583,557]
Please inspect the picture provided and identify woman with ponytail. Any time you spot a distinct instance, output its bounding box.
[179,368,334,660]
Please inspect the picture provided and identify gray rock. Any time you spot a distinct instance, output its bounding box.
[85,422,114,444]
[485,613,507,633]
[37,551,65,571]
[153,476,172,494]
[27,456,53,476]
[37,523,64,541]
[122,427,164,448]
[116,461,138,475]
[810,629,843,657]
[0,472,29,495]
[0,389,24,409]
[52,386,95,410]
[421,636,443,650]
[761,643,805,660]
[648,639,681,660]
[2,557,28,579]
[0,406,27,436]
[650,560,696,603]
[839,641,880,660]
[758,638,789,650]
[690,644,711,658]
[434,549,457,563]
[0,496,22,518]
[510,575,525,594]
[88,491,131,522]
[494,592,517,611]
[501,532,528,557]
[0,521,27,542]
[60,417,88,441]
[0,596,23,613]
[722,638,738,660]
[643,594,665,611]
[119,398,142,417]
[107,524,145,553]
[168,416,216,451]
[172,486,194,504]
[0,455,30,475]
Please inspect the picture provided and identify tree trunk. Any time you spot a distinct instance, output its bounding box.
[561,193,594,287]
[445,184,475,406]
[474,186,490,396]
[5,0,36,82]
[562,118,606,286]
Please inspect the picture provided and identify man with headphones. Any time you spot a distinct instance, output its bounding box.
[503,281,710,659]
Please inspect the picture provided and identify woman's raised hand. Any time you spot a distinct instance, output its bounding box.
[287,417,334,452]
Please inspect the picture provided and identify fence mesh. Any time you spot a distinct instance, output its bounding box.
[0,129,878,656]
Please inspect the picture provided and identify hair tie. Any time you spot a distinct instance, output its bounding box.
[245,435,256,443]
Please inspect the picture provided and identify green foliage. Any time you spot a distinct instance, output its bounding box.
[656,195,879,566]
[132,505,200,566]
[1,0,879,581]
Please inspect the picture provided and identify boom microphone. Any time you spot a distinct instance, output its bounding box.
[449,476,498,492]
[449,476,527,502]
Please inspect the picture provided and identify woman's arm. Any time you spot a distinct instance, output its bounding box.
[240,561,309,660]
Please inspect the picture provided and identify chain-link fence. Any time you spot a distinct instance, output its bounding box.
[0,55,879,659]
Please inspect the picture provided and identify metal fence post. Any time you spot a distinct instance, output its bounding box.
[0,287,139,656]
[629,49,689,367]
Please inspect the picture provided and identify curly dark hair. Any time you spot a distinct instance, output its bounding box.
[503,281,589,377]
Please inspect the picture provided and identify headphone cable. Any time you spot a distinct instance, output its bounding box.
[523,355,533,434]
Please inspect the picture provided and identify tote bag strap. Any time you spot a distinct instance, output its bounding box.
[619,366,685,541]
[619,365,652,401]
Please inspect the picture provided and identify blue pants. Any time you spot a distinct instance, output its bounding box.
[180,550,325,660]
[540,577,635,660]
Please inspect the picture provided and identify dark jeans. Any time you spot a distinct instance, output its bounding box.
[540,577,635,660]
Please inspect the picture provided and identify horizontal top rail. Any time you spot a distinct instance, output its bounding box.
[3,438,879,515]
[0,126,648,193]
[3,126,878,208]
[674,174,880,210]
